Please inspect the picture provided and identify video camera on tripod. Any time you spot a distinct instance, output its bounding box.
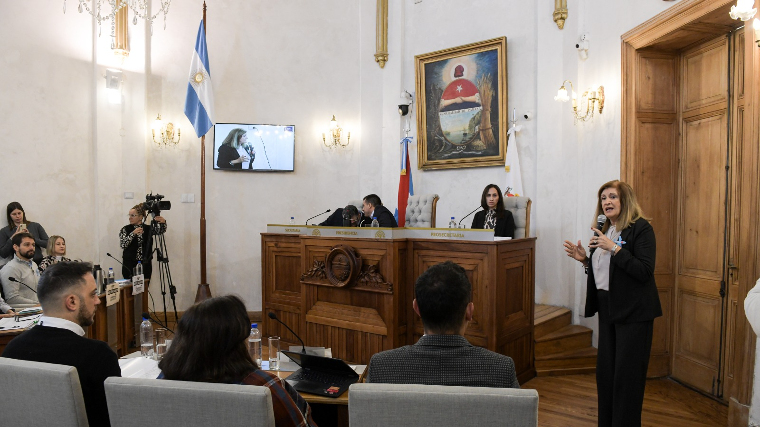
[144,193,171,216]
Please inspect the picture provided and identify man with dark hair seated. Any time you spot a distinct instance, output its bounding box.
[367,261,519,388]
[2,262,121,427]
[319,204,362,227]
[0,232,40,308]
[361,194,398,228]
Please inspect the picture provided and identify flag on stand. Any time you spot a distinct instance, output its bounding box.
[184,20,215,137]
[395,137,415,226]
[504,126,524,197]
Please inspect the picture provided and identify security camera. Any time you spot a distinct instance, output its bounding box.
[523,111,534,121]
[398,104,410,116]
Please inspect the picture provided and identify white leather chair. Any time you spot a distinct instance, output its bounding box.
[349,383,539,427]
[105,377,276,427]
[405,194,440,228]
[0,357,89,427]
[503,196,532,238]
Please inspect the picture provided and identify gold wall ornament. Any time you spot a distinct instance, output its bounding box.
[375,0,389,68]
[553,0,568,30]
[554,80,604,124]
[112,5,129,59]
[322,115,351,148]
[152,114,181,148]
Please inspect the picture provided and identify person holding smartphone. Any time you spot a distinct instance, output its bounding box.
[0,202,49,265]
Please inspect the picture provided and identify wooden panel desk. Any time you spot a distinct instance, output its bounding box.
[262,226,536,384]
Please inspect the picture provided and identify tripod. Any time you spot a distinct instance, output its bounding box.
[150,216,178,326]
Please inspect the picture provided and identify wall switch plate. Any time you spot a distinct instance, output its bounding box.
[124,192,134,199]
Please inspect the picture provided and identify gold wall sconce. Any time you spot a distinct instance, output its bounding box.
[729,0,757,21]
[554,80,604,124]
[553,0,568,30]
[152,114,181,147]
[322,115,350,149]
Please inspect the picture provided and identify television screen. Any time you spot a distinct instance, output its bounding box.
[213,123,295,172]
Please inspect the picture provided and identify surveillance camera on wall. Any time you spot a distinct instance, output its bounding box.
[576,33,590,60]
[399,90,413,116]
[523,111,534,120]
[398,104,410,116]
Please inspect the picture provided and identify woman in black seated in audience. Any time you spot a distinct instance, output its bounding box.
[471,184,515,238]
[0,202,49,265]
[38,235,71,272]
[158,295,317,427]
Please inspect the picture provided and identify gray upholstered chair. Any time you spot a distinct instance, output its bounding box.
[405,194,439,228]
[348,383,539,427]
[503,196,532,238]
[105,377,275,427]
[0,357,89,426]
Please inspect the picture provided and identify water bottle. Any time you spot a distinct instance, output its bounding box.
[449,217,457,228]
[134,261,143,277]
[107,267,115,285]
[289,216,295,225]
[140,316,153,358]
[371,217,379,227]
[248,323,262,366]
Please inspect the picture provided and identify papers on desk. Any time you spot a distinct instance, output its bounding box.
[494,236,512,241]
[119,356,161,379]
[0,314,41,330]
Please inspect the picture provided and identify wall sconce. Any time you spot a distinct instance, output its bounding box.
[554,80,604,124]
[152,114,181,148]
[553,0,568,30]
[729,0,757,21]
[322,115,350,148]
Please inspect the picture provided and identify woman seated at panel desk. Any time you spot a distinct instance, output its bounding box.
[471,184,515,238]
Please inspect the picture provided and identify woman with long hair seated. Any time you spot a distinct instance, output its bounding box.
[158,295,317,427]
[38,235,71,272]
[470,184,516,238]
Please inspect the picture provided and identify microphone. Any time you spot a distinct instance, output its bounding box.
[459,206,482,227]
[106,253,124,267]
[268,311,306,353]
[595,214,607,236]
[9,277,37,294]
[305,209,331,226]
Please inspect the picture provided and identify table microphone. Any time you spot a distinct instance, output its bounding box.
[268,312,306,353]
[459,206,482,227]
[9,277,37,294]
[305,209,331,226]
[106,253,125,267]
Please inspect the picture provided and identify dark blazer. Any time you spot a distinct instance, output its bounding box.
[319,208,347,227]
[584,217,662,324]
[367,334,519,388]
[2,325,122,427]
[217,144,242,169]
[471,209,516,238]
[363,205,398,228]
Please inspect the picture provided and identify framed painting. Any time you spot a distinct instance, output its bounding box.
[415,37,507,170]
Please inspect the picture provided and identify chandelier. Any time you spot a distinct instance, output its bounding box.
[63,0,171,39]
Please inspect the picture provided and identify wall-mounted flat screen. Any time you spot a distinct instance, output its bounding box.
[213,123,295,172]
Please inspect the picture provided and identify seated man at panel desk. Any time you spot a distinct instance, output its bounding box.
[0,232,40,308]
[319,204,362,227]
[367,261,519,388]
[361,194,398,228]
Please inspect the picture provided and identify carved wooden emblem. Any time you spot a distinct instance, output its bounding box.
[325,245,361,287]
[301,260,326,281]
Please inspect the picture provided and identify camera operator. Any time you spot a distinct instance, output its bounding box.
[118,202,166,280]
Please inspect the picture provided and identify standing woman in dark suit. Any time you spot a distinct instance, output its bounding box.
[119,203,166,280]
[216,128,251,169]
[563,180,662,427]
[471,184,515,238]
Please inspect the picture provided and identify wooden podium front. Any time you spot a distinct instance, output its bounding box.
[261,226,536,384]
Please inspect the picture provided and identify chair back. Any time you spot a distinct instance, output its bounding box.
[349,383,538,427]
[405,194,440,228]
[105,377,275,427]
[0,357,89,426]
[503,197,532,238]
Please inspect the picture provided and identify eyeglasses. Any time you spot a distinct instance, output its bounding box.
[128,214,141,218]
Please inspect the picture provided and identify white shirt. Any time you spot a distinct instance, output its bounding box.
[38,315,85,336]
[592,225,622,292]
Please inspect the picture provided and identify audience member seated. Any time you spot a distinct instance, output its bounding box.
[2,261,121,427]
[361,194,398,228]
[158,295,318,427]
[319,205,362,227]
[471,184,515,238]
[0,294,15,316]
[367,261,519,388]
[0,233,40,307]
[0,201,49,265]
[38,235,71,272]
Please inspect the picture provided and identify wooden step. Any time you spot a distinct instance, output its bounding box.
[535,347,597,371]
[534,305,572,338]
[535,324,593,356]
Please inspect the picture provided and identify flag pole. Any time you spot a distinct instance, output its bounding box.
[195,1,212,303]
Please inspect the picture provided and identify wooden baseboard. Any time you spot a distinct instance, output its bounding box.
[728,397,750,427]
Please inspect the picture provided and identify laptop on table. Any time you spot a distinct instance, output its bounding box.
[281,350,360,398]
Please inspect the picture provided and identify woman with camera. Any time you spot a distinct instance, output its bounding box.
[0,202,49,266]
[119,203,166,280]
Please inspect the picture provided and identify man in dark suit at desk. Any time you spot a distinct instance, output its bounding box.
[361,194,398,228]
[367,261,519,388]
[319,204,362,227]
[2,261,121,427]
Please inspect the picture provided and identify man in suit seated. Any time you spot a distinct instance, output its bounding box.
[2,261,122,427]
[319,204,362,227]
[361,194,398,228]
[367,261,519,388]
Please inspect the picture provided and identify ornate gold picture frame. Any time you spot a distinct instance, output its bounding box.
[415,37,508,170]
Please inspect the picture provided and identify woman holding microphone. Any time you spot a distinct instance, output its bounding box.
[563,180,661,427]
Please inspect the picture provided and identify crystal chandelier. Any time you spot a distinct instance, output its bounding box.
[63,0,171,40]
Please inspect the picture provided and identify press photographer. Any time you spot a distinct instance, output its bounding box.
[118,194,170,280]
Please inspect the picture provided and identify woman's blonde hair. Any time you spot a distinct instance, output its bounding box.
[47,235,66,256]
[221,128,247,148]
[593,180,650,232]
[131,203,146,218]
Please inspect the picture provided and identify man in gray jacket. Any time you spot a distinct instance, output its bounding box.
[0,233,40,308]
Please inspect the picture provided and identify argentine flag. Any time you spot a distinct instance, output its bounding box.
[185,20,215,137]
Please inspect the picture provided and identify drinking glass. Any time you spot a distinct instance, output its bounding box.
[268,336,280,370]
[154,328,167,361]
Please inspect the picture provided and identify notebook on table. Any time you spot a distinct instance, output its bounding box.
[281,350,360,398]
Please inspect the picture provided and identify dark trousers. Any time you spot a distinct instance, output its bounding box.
[596,290,653,427]
[122,260,153,281]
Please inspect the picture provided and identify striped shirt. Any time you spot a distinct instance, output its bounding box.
[241,370,317,427]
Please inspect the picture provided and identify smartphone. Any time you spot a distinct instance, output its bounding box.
[17,223,28,233]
